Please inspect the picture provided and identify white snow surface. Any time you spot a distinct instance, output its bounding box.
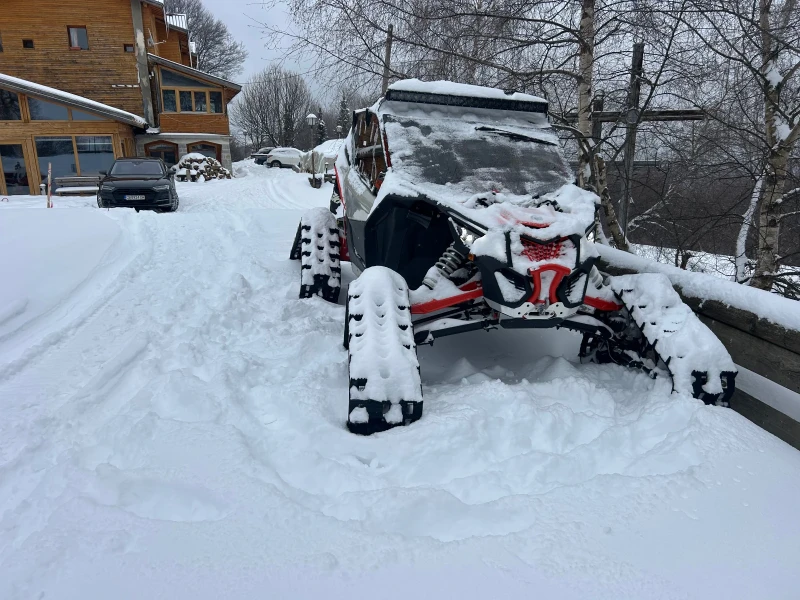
[388,78,547,104]
[0,72,148,127]
[2,160,800,599]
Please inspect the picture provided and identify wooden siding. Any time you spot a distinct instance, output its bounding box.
[0,0,144,116]
[158,113,231,135]
[141,5,192,67]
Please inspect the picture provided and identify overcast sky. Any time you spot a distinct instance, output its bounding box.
[203,0,302,86]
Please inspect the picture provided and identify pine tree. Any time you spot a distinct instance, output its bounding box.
[337,93,349,136]
[282,110,295,147]
[315,109,327,146]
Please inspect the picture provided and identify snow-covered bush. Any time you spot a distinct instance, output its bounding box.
[175,153,231,182]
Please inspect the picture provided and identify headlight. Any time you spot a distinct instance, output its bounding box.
[152,185,170,191]
[458,225,479,245]
[101,184,115,191]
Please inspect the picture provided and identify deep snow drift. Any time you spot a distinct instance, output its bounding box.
[1,160,799,599]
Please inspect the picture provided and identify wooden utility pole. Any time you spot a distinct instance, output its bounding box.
[381,24,394,95]
[620,42,645,235]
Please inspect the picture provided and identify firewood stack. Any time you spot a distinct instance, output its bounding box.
[175,154,232,182]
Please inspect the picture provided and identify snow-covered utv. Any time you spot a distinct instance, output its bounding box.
[290,79,737,435]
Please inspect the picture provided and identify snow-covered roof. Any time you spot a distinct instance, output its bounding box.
[0,73,148,128]
[147,54,242,92]
[387,79,547,106]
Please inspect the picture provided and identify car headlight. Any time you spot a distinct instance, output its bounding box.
[152,185,170,191]
[101,184,115,191]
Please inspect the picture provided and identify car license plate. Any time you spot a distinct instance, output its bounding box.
[125,194,146,201]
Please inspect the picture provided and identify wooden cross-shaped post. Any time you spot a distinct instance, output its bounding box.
[561,43,706,236]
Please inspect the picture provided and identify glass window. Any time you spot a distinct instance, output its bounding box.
[0,89,21,120]
[68,27,89,50]
[0,33,4,52]
[28,97,70,120]
[0,144,29,195]
[36,137,77,185]
[194,91,207,112]
[209,91,223,114]
[72,109,105,121]
[163,90,177,112]
[76,136,114,175]
[188,143,219,159]
[161,68,214,88]
[124,44,134,53]
[179,90,192,112]
[146,143,178,167]
[23,39,34,49]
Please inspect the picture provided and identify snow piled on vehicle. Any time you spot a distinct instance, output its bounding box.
[370,87,597,240]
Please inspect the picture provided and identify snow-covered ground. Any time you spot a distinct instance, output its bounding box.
[2,160,800,599]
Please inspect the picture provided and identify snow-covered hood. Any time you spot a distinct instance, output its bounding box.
[364,98,597,240]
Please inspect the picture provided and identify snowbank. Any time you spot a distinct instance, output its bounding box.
[301,139,345,174]
[598,244,800,331]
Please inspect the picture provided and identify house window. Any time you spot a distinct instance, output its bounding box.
[162,89,224,114]
[0,33,4,52]
[145,141,179,167]
[193,91,207,112]
[68,27,89,50]
[0,89,21,120]
[161,69,214,88]
[75,136,114,175]
[35,137,77,182]
[35,136,114,187]
[162,90,177,112]
[28,97,70,120]
[179,90,192,112]
[187,141,221,161]
[124,44,134,53]
[23,39,34,49]
[209,91,223,114]
[72,109,105,121]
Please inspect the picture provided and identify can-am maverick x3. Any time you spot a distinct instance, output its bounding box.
[290,79,737,435]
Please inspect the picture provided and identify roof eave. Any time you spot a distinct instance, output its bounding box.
[147,54,242,93]
[0,78,146,128]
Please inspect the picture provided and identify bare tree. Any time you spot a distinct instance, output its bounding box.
[230,66,314,149]
[164,0,247,78]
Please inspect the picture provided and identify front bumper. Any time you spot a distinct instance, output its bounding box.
[99,190,173,210]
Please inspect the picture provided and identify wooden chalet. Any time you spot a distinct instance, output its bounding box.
[0,0,241,195]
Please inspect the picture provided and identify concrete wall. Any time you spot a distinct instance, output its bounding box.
[135,134,232,171]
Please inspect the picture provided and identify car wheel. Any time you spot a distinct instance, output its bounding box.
[97,195,103,209]
[270,161,281,168]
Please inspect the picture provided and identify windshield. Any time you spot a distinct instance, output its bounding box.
[382,112,573,199]
[110,161,164,176]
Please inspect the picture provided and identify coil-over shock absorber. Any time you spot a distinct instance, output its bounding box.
[422,243,467,289]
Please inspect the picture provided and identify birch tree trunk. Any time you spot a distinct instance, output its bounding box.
[750,0,796,290]
[576,0,595,189]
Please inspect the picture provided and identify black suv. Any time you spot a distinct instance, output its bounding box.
[97,157,179,212]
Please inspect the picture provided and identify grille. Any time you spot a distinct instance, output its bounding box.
[521,239,563,262]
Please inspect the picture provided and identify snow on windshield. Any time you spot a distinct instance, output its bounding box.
[381,102,574,201]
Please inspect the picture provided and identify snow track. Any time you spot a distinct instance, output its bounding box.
[1,163,799,599]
